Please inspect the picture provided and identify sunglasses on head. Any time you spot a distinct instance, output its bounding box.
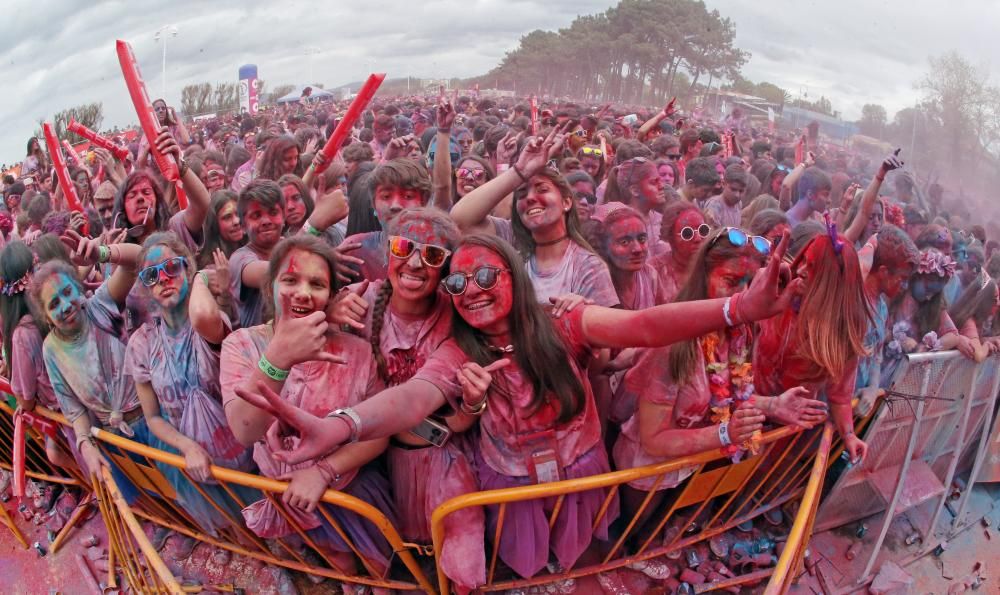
[580,147,603,157]
[442,266,510,296]
[138,256,187,287]
[387,236,451,268]
[679,224,712,241]
[708,227,771,256]
[456,167,486,181]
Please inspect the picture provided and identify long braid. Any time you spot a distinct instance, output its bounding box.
[369,280,394,383]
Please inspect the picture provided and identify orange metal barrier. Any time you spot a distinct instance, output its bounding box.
[94,465,184,593]
[764,423,835,594]
[66,414,437,593]
[430,423,836,593]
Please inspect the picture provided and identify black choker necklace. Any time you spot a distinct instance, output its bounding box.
[488,344,514,354]
[535,235,569,247]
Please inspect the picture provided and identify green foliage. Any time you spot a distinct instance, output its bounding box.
[473,0,749,105]
[35,102,104,144]
[857,104,887,137]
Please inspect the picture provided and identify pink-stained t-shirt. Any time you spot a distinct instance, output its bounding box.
[350,280,454,387]
[412,306,601,477]
[10,315,58,410]
[220,323,385,486]
[651,251,687,304]
[616,263,668,311]
[527,241,619,308]
[43,283,140,432]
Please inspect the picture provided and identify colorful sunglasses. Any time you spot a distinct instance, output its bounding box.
[442,266,509,296]
[456,167,486,181]
[387,236,451,268]
[708,227,771,256]
[580,146,604,157]
[138,256,187,287]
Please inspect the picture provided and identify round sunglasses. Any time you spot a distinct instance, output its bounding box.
[442,266,510,296]
[387,236,452,268]
[679,224,712,241]
[138,256,187,287]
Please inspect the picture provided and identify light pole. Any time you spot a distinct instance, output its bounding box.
[154,25,179,99]
[304,46,321,85]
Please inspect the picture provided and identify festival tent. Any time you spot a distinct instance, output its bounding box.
[276,85,336,103]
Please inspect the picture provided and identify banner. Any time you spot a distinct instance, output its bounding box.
[238,64,258,115]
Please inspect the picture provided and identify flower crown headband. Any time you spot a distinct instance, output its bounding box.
[916,249,956,278]
[0,258,36,297]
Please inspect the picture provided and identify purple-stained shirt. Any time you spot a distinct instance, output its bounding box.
[231,158,254,194]
[10,315,57,410]
[124,316,251,469]
[228,245,267,329]
[43,283,140,432]
[527,241,619,307]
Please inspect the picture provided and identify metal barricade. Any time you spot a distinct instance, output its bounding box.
[430,423,833,593]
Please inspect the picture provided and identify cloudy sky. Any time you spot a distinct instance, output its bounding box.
[2,0,998,163]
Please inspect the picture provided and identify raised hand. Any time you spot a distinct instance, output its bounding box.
[329,280,370,330]
[437,100,456,132]
[60,230,102,266]
[332,238,365,284]
[880,148,903,175]
[737,230,804,322]
[268,311,349,369]
[233,382,351,465]
[154,129,182,163]
[457,359,511,411]
[662,97,677,118]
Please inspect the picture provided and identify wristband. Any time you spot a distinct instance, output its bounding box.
[718,421,732,447]
[76,434,97,451]
[314,458,342,485]
[461,395,488,416]
[722,296,734,326]
[328,407,362,443]
[98,245,111,264]
[438,127,451,134]
[199,271,209,286]
[258,353,290,381]
[512,165,530,184]
[497,163,510,173]
[303,222,323,237]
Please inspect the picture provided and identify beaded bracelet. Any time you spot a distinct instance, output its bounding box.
[258,354,289,381]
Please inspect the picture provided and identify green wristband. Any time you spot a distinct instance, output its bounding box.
[258,353,289,381]
[98,245,111,264]
[303,222,323,237]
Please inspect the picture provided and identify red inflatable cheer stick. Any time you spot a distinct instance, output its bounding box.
[43,123,87,226]
[530,95,538,136]
[62,140,80,167]
[68,119,130,162]
[116,40,180,182]
[313,72,386,175]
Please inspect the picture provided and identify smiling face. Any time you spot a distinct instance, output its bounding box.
[281,184,308,228]
[606,216,648,272]
[449,245,513,336]
[142,245,190,311]
[273,248,332,321]
[706,256,756,299]
[124,178,156,227]
[515,174,571,235]
[388,220,452,304]
[40,272,85,335]
[455,158,487,198]
[217,200,244,243]
[244,200,285,250]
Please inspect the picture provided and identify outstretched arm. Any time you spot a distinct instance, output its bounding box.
[844,149,902,244]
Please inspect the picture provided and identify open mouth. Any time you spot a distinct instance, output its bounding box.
[525,207,546,217]
[289,305,313,318]
[398,271,426,290]
[463,299,493,311]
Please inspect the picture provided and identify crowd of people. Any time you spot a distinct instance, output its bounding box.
[1,90,997,592]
